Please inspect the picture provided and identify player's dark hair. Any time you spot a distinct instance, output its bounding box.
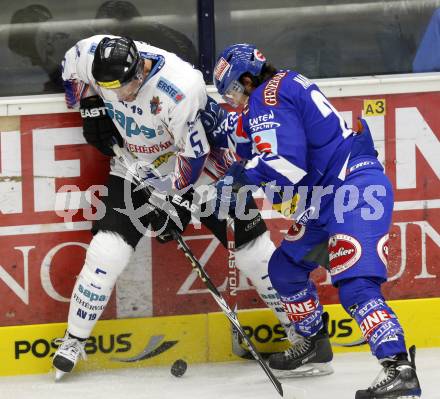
[240,63,278,88]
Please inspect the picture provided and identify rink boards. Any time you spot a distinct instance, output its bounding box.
[0,297,439,377]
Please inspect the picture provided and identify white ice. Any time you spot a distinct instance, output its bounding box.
[1,348,439,399]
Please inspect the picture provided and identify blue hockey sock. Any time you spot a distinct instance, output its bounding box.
[339,278,407,359]
[280,280,324,337]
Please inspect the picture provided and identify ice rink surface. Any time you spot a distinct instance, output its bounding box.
[1,348,438,399]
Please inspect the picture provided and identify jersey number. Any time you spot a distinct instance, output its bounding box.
[189,130,205,157]
[311,90,352,139]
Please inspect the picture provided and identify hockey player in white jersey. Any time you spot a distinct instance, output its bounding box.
[52,35,291,379]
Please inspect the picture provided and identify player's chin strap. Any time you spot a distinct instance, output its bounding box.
[111,143,304,399]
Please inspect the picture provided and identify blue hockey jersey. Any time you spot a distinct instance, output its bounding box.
[216,71,356,219]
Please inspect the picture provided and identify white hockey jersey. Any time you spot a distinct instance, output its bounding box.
[62,35,234,189]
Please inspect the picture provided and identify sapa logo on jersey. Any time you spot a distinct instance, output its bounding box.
[251,129,278,154]
[104,102,156,139]
[359,310,392,339]
[329,234,362,276]
[78,284,106,302]
[282,298,319,322]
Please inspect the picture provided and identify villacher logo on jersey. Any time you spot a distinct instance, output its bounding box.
[328,234,362,276]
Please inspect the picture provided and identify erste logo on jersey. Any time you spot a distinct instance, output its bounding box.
[157,78,185,103]
[214,57,231,82]
[251,129,278,154]
[328,234,362,276]
[263,72,287,106]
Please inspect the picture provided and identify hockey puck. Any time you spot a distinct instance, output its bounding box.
[170,359,187,377]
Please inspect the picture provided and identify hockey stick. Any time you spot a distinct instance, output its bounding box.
[226,218,237,300]
[231,323,274,359]
[171,231,303,399]
[111,144,304,399]
[332,336,367,347]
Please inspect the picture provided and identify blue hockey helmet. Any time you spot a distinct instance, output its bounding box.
[214,43,266,98]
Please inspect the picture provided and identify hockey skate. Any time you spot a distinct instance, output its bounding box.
[268,312,334,377]
[52,332,87,381]
[355,345,421,399]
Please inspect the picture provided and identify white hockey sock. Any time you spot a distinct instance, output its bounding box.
[67,232,133,338]
[234,231,291,326]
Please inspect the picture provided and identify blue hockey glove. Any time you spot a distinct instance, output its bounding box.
[214,162,257,218]
[352,118,378,158]
[200,95,229,148]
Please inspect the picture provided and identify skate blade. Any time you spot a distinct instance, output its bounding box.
[272,362,334,378]
[54,368,67,382]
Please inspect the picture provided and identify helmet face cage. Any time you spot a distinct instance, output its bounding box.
[214,43,266,97]
[222,79,245,108]
[92,37,140,89]
[97,58,145,102]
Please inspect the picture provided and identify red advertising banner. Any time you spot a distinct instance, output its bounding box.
[0,92,439,326]
[0,114,115,326]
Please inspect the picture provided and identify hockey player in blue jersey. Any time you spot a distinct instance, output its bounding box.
[207,44,422,399]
